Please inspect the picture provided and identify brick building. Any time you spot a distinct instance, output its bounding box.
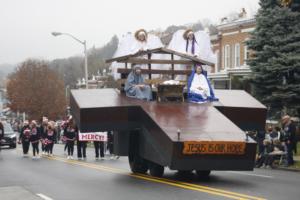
[208,11,255,89]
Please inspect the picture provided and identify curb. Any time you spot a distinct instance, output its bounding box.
[274,167,300,172]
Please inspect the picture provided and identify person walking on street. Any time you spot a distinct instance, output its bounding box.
[30,120,40,159]
[45,122,56,156]
[19,120,31,157]
[94,135,105,160]
[40,117,48,155]
[60,120,68,155]
[107,131,119,159]
[77,131,87,160]
[64,118,76,160]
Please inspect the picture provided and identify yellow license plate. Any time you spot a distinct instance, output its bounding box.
[183,141,246,155]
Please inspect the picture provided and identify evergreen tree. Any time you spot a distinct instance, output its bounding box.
[247,0,300,118]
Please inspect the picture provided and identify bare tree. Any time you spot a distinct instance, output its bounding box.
[7,59,67,120]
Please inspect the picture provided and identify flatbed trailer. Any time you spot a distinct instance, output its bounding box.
[70,88,266,178]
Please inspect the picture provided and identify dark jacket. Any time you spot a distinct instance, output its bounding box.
[30,127,40,143]
[46,129,56,142]
[40,125,48,139]
[19,125,31,142]
[0,124,4,140]
[283,122,296,142]
[64,127,76,142]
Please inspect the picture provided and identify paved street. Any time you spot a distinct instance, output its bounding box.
[0,145,299,200]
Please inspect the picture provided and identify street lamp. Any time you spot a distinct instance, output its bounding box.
[51,32,89,89]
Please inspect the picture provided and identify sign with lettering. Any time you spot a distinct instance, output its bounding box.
[78,132,107,142]
[183,141,246,155]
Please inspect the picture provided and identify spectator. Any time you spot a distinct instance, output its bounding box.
[256,130,266,155]
[268,127,279,142]
[274,126,282,141]
[255,139,274,168]
[282,115,296,166]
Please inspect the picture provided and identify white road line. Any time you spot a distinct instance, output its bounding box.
[226,171,273,179]
[36,193,53,200]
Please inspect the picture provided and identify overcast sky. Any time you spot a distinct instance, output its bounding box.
[0,0,259,64]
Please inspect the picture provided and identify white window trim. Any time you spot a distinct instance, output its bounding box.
[244,45,248,65]
[224,45,230,69]
[215,50,219,72]
[234,43,240,67]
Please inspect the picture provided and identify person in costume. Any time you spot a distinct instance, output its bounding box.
[187,65,218,103]
[30,120,40,159]
[111,29,164,80]
[167,29,216,80]
[124,65,152,101]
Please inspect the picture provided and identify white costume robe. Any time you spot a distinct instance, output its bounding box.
[167,30,216,80]
[111,33,163,80]
[190,73,211,99]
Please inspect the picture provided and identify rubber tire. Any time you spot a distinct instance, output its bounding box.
[149,163,164,177]
[196,170,211,178]
[128,153,148,174]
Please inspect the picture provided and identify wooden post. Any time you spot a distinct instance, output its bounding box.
[148,53,152,79]
[171,53,174,79]
[125,62,128,69]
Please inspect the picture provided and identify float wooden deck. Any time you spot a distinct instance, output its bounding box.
[70,88,260,143]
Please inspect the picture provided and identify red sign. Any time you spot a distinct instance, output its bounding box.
[79,132,107,142]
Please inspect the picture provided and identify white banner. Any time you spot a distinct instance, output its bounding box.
[78,132,107,142]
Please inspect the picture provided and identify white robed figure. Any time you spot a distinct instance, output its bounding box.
[111,29,164,80]
[187,65,218,103]
[124,65,152,101]
[167,29,216,80]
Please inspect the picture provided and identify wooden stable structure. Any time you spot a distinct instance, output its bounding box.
[106,47,214,80]
[70,48,266,178]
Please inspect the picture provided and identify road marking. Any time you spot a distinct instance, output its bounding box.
[45,155,267,200]
[226,171,273,179]
[36,193,53,200]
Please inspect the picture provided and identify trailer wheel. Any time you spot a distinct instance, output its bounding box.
[196,170,211,178]
[128,153,148,174]
[149,163,164,177]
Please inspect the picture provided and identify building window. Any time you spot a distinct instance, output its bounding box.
[244,45,249,65]
[224,45,230,69]
[235,43,240,67]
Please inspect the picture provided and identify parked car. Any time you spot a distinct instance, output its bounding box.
[0,122,17,149]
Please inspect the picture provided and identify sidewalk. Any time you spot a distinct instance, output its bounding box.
[277,155,300,172]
